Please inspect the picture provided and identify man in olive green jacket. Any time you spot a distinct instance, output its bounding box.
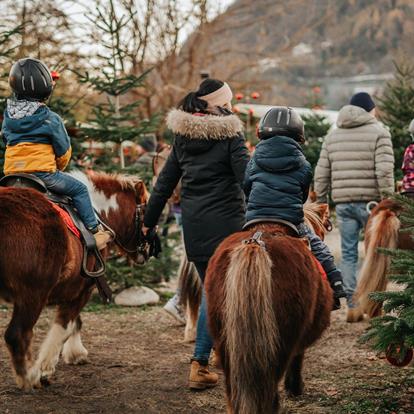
[315,92,394,321]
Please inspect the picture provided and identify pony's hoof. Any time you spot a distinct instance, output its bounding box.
[184,327,197,343]
[27,366,41,389]
[286,389,304,398]
[62,348,89,365]
[15,375,37,392]
[285,379,304,397]
[346,308,364,323]
[64,353,88,365]
[40,376,51,387]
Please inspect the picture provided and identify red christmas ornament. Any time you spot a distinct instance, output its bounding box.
[251,91,260,100]
[235,93,244,101]
[51,71,60,81]
[385,344,413,367]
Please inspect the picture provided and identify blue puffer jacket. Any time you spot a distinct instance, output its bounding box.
[244,135,313,225]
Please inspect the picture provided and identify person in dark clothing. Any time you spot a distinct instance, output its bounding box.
[143,78,249,390]
[244,106,346,309]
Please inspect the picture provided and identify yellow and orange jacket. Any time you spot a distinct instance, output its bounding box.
[2,104,72,175]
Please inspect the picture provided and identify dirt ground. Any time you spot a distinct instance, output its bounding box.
[1,301,414,414]
[1,228,413,413]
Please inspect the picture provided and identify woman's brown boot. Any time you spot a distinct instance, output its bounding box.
[189,360,218,390]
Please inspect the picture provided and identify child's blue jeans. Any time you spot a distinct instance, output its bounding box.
[297,222,342,283]
[34,171,98,230]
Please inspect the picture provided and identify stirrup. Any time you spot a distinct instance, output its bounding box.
[81,246,106,279]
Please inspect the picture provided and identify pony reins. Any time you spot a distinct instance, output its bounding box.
[97,201,148,260]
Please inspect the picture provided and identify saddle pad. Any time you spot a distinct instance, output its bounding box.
[311,256,327,281]
[51,203,81,239]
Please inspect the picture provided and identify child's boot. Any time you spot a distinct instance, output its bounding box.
[327,269,346,310]
[92,225,113,250]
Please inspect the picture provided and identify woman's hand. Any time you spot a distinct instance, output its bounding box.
[142,225,158,236]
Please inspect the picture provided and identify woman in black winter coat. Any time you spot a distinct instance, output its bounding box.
[143,79,250,390]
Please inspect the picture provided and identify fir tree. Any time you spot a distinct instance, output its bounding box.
[378,60,414,180]
[76,0,159,176]
[0,25,22,176]
[362,194,414,364]
[302,113,332,171]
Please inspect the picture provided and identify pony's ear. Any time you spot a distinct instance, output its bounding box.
[318,203,330,218]
[134,181,148,203]
[308,190,317,203]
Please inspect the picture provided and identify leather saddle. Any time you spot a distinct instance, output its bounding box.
[0,173,109,290]
[0,173,97,249]
[243,217,300,237]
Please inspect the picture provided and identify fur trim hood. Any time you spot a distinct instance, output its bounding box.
[166,109,243,140]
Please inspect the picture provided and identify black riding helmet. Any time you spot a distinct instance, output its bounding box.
[9,58,53,101]
[257,106,305,143]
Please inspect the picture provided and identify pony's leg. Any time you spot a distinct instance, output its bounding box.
[35,288,92,382]
[4,301,43,390]
[34,316,76,383]
[62,315,88,365]
[284,353,305,397]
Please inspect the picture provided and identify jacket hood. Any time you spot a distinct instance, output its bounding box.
[166,109,243,140]
[3,105,49,133]
[254,136,304,172]
[337,105,377,129]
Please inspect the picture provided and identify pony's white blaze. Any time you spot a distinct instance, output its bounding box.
[35,321,76,378]
[69,170,119,215]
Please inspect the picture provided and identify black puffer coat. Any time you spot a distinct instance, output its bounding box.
[144,109,250,262]
[244,135,312,225]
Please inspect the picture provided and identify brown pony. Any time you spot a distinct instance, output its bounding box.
[179,202,331,343]
[0,171,148,390]
[354,198,413,319]
[205,220,333,414]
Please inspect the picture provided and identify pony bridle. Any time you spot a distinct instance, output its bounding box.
[102,202,149,262]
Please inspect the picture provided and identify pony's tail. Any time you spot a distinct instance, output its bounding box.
[224,241,279,414]
[178,255,201,341]
[355,209,400,318]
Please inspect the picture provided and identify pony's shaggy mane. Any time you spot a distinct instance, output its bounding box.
[89,172,143,193]
[304,203,329,240]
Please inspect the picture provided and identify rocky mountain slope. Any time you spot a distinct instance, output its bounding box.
[181,0,414,107]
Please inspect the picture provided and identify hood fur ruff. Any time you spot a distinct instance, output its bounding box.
[166,109,243,140]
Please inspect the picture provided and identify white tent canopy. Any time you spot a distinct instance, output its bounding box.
[234,103,339,126]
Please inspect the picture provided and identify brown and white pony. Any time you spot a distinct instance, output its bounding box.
[181,202,331,343]
[354,198,413,319]
[0,171,148,390]
[205,217,333,413]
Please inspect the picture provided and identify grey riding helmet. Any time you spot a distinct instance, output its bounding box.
[409,119,414,141]
[9,58,53,101]
[257,106,305,143]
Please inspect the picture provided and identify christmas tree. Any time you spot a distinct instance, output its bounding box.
[378,60,414,180]
[73,1,180,289]
[362,194,414,366]
[76,0,159,179]
[0,25,22,176]
[302,113,331,171]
